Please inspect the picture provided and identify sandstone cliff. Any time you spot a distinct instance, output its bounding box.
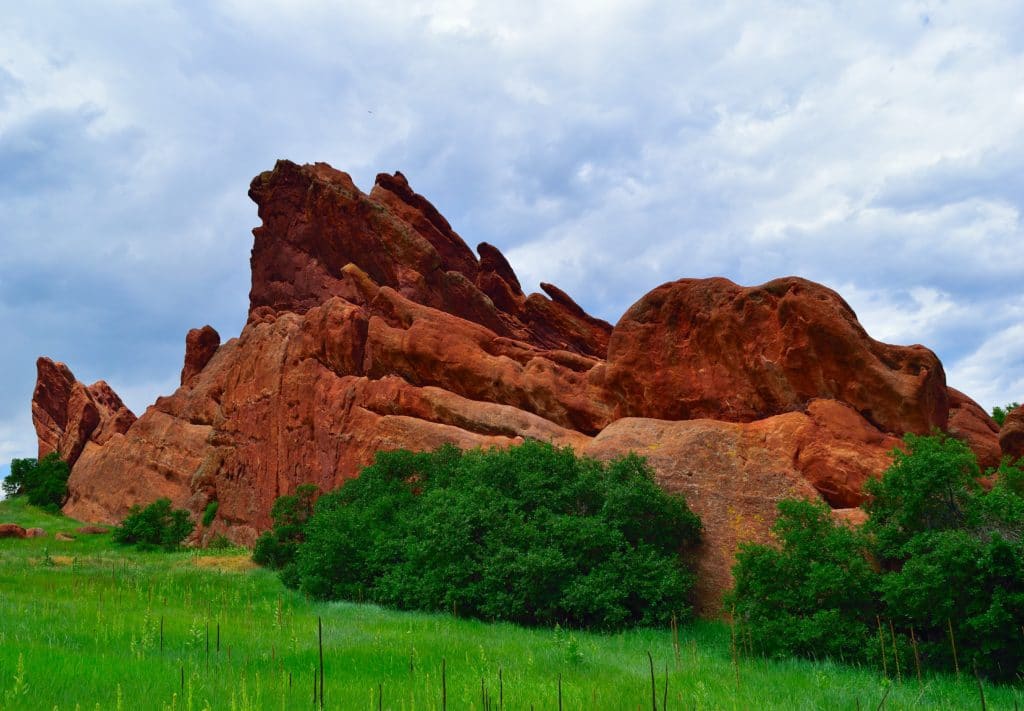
[34,160,1004,612]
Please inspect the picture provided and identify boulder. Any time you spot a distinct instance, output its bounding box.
[605,277,949,435]
[25,528,46,538]
[0,524,26,539]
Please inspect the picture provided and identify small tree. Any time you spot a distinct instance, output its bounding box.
[252,484,319,571]
[3,454,70,512]
[728,499,879,662]
[992,402,1021,427]
[113,498,194,550]
[863,433,981,562]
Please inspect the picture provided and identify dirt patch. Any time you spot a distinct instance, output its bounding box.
[191,555,257,572]
[28,555,75,567]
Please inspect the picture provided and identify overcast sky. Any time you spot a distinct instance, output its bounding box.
[2,1,1023,477]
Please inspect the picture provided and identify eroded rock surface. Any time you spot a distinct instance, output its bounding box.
[34,159,1000,611]
[947,388,1002,470]
[32,357,135,467]
[605,277,949,435]
[1000,405,1024,462]
[181,326,221,386]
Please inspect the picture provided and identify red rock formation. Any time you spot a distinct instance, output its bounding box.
[247,161,611,357]
[181,325,221,386]
[31,357,135,467]
[947,388,1001,470]
[1000,405,1024,462]
[34,159,999,611]
[605,277,948,435]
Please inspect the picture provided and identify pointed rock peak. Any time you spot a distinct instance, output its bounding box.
[477,242,522,294]
[88,380,131,414]
[541,282,588,319]
[371,171,460,247]
[181,325,221,386]
[32,357,135,467]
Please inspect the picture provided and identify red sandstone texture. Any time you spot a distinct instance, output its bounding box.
[0,524,27,539]
[34,160,1003,612]
[947,388,1002,470]
[1000,405,1024,461]
[32,357,136,467]
[181,325,221,386]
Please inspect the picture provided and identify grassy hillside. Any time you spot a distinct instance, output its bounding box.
[0,499,1019,710]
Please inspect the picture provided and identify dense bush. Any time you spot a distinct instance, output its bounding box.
[113,498,194,550]
[727,499,879,663]
[730,434,1024,682]
[992,402,1021,427]
[252,483,319,576]
[260,441,702,630]
[2,454,70,512]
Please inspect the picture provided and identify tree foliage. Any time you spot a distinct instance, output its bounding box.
[252,483,319,576]
[730,434,1024,682]
[112,498,194,550]
[991,402,1021,427]
[257,441,702,630]
[2,453,70,512]
[727,499,879,662]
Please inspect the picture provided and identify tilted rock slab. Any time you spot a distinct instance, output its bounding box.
[35,160,1001,612]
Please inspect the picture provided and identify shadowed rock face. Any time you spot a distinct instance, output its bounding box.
[33,159,1002,613]
[1000,405,1024,462]
[32,357,136,467]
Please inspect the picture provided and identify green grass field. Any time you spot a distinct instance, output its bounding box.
[0,498,1020,710]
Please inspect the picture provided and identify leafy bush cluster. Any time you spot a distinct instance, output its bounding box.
[992,402,1021,427]
[113,498,194,550]
[253,483,319,579]
[729,434,1024,682]
[256,441,702,630]
[2,453,70,512]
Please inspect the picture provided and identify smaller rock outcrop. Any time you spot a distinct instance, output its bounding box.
[31,358,136,467]
[1000,405,1024,461]
[947,388,1001,470]
[181,326,221,386]
[0,524,27,539]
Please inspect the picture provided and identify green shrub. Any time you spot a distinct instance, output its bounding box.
[113,498,194,550]
[727,499,879,662]
[201,500,219,527]
[992,402,1021,427]
[206,533,233,550]
[3,453,70,512]
[274,441,701,630]
[863,433,981,562]
[252,484,318,571]
[729,434,1024,682]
